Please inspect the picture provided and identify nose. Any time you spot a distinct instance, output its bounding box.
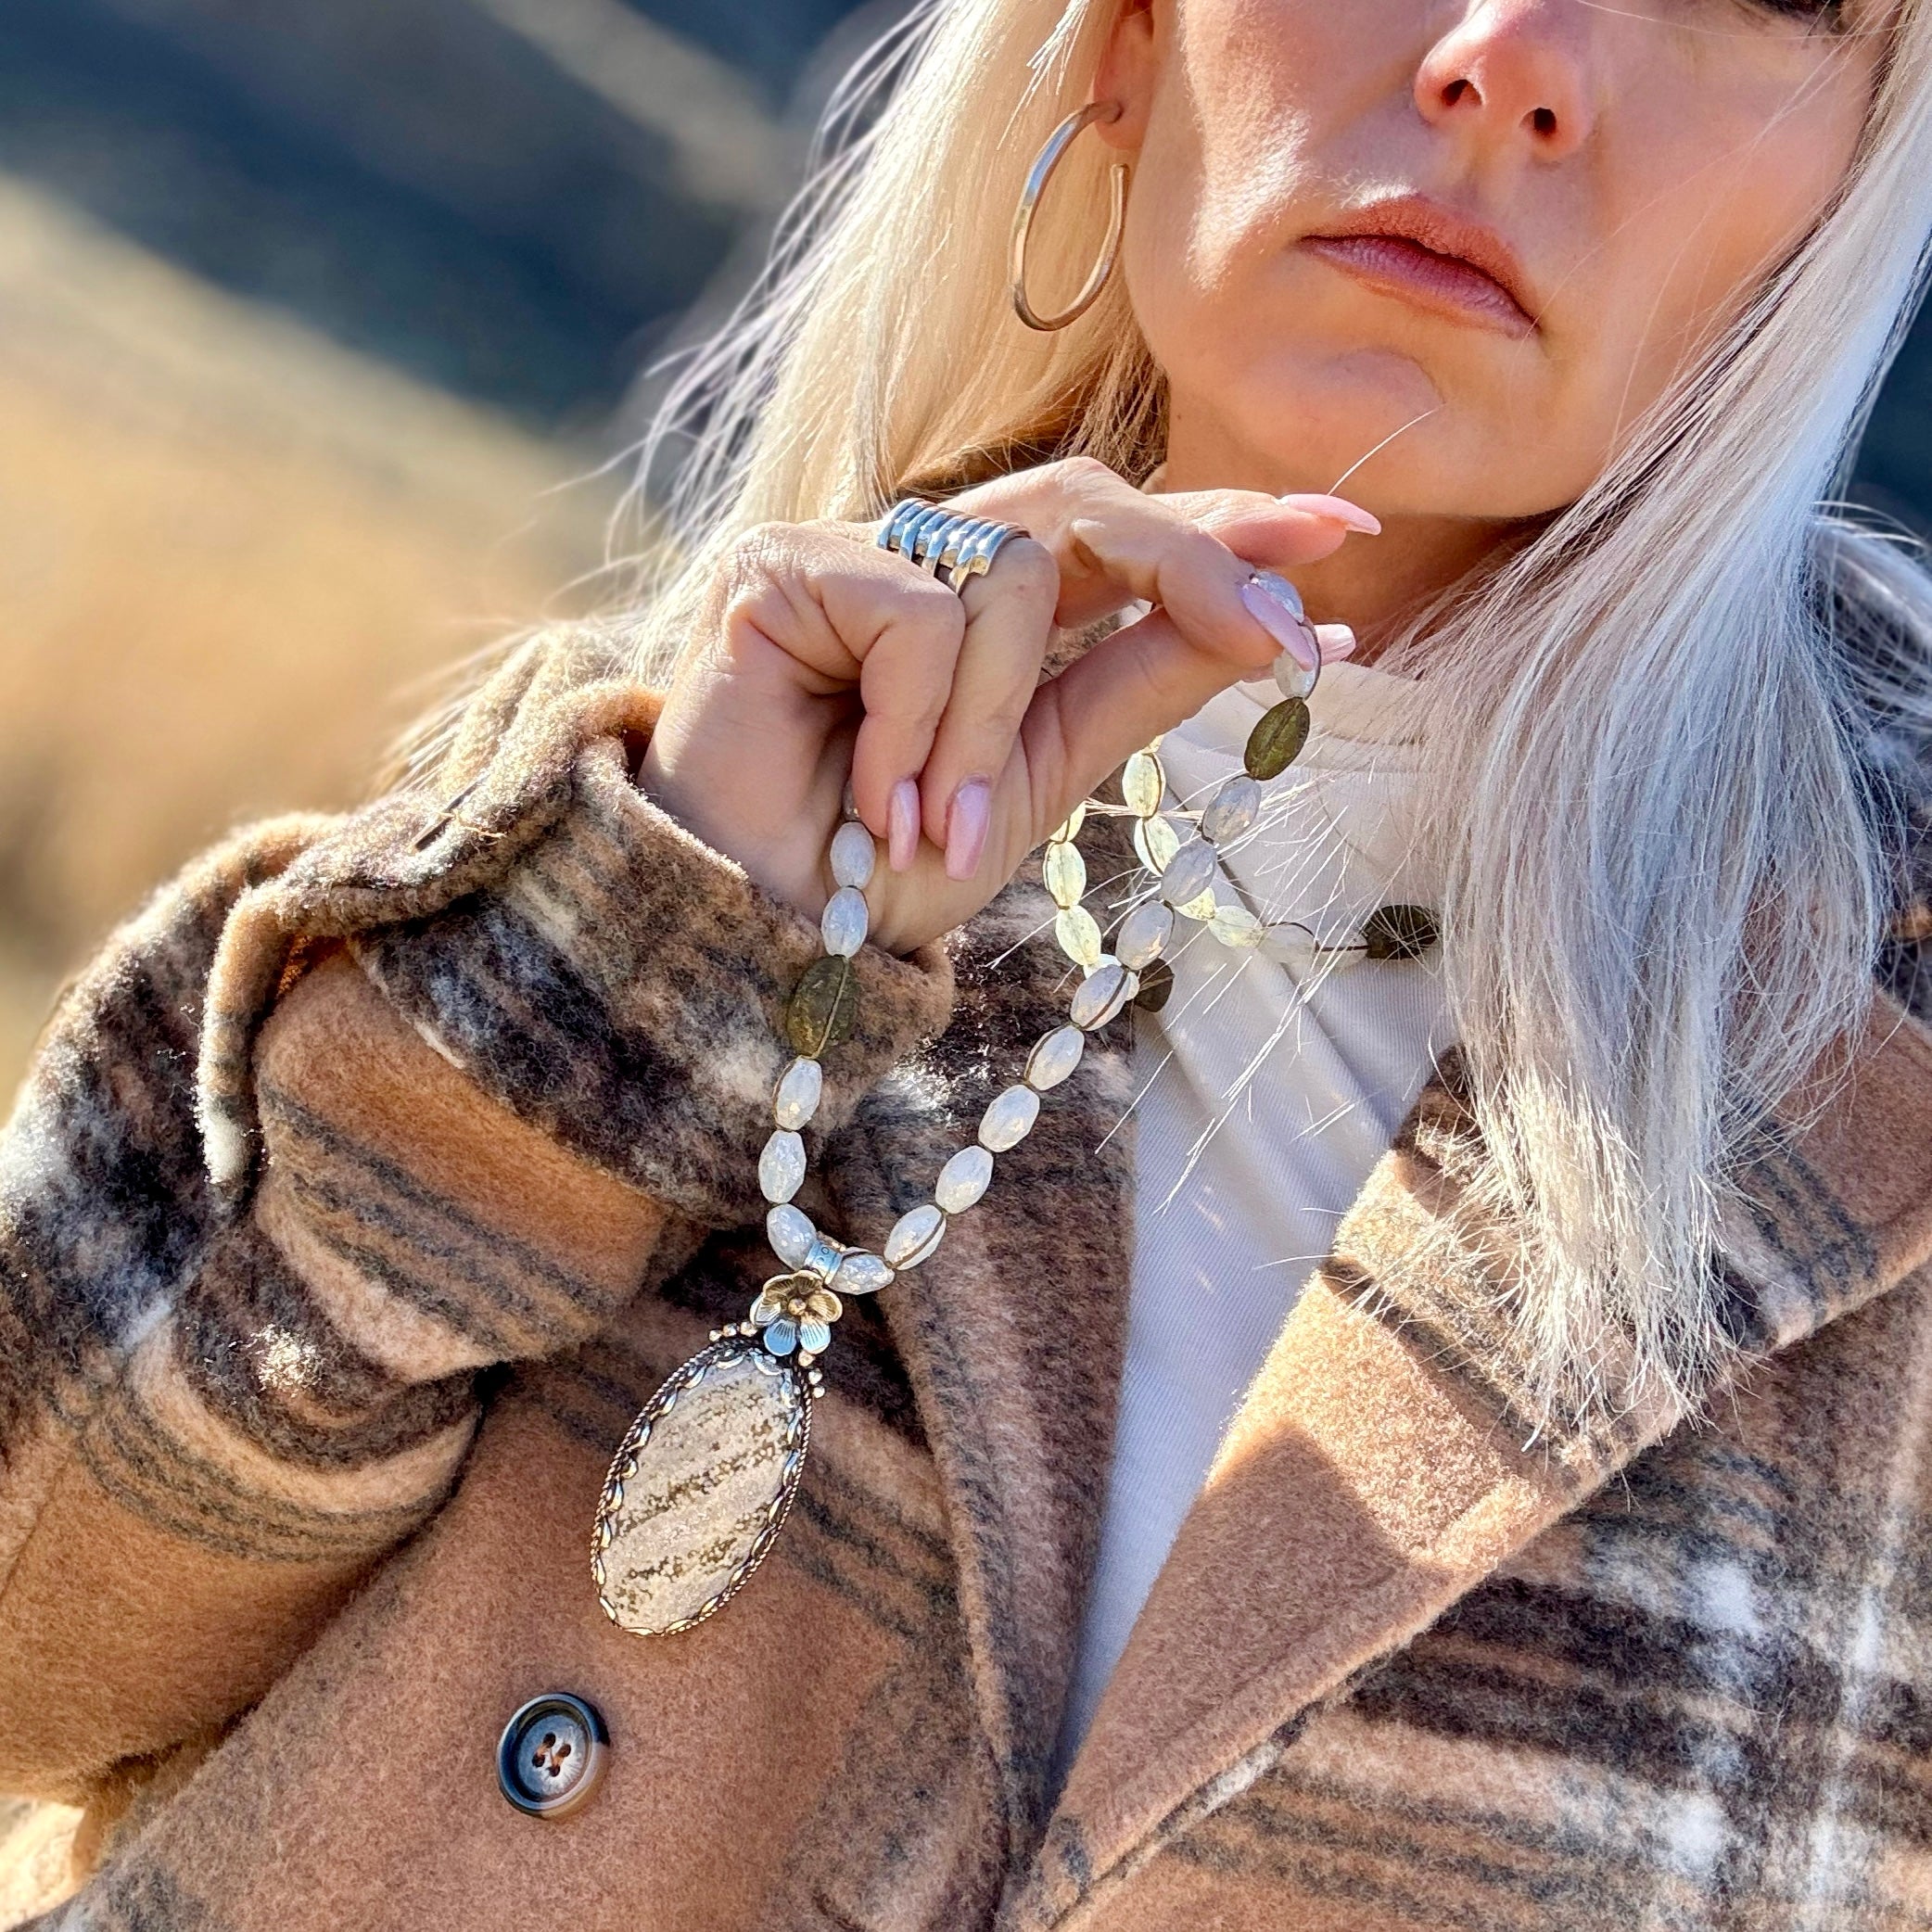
[1415,0,1595,162]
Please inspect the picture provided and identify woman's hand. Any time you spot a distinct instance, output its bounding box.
[641,458,1375,955]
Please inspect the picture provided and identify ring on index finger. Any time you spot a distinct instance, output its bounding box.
[877,498,1029,595]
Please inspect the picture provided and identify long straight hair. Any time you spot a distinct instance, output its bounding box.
[628,0,1932,1421]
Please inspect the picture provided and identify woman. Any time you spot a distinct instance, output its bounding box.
[4,0,1931,1925]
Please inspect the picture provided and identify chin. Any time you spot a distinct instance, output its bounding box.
[1175,340,1582,522]
[1173,340,1433,489]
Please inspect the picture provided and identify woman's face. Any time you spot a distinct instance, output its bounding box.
[1097,0,1884,527]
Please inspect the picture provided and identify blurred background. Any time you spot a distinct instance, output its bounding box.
[0,0,1926,1913]
[0,0,911,1118]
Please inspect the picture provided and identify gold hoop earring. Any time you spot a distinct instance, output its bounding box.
[1010,101,1128,333]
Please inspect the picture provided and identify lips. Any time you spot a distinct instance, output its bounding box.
[1301,197,1539,337]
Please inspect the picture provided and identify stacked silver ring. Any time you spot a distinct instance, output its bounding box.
[877,498,1028,591]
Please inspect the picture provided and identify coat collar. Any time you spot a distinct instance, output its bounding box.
[843,792,1932,1927]
[1014,988,1932,1925]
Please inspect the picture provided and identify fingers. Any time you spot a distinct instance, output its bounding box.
[915,537,1059,878]
[715,521,1060,880]
[712,458,1379,896]
[946,456,1376,635]
[935,467,1382,848]
[1023,604,1358,838]
[1182,490,1381,558]
[715,522,967,843]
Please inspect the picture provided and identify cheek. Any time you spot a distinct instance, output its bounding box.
[1112,0,1874,518]
[1568,57,1869,430]
[1116,2,1361,372]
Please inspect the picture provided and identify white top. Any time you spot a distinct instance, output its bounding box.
[1053,659,1454,1778]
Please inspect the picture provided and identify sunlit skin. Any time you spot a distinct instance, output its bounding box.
[1099,0,1880,637]
[642,0,1880,953]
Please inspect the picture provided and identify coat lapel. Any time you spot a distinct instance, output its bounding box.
[1016,989,1932,1930]
[824,807,1146,1884]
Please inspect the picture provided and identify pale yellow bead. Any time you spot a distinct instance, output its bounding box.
[1043,840,1087,909]
[1134,814,1180,875]
[1054,905,1103,969]
[1210,903,1266,948]
[1122,750,1165,818]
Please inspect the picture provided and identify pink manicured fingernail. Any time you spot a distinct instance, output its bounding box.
[888,778,921,872]
[1277,492,1381,535]
[1314,621,1358,660]
[945,779,992,882]
[1240,579,1320,672]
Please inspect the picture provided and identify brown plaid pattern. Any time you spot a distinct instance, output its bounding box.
[2,629,1929,1930]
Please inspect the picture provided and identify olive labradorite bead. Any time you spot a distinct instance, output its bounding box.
[1244,698,1310,781]
[787,955,858,1055]
[1362,903,1441,961]
[1134,958,1176,1013]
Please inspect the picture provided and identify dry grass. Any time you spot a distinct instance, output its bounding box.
[0,175,620,1105]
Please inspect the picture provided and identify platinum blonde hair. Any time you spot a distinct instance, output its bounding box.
[629,0,1932,1421]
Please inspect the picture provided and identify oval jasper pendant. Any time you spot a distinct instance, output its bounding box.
[591,1340,810,1635]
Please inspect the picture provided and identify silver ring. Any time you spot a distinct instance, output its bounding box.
[877,498,1028,594]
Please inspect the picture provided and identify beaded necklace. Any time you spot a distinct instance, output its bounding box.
[590,591,1436,1637]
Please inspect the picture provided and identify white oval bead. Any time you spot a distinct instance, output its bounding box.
[1176,887,1219,923]
[883,1202,947,1268]
[766,1202,816,1266]
[1202,775,1262,845]
[1025,1024,1086,1091]
[1115,900,1174,970]
[934,1145,994,1214]
[1133,813,1180,876]
[1043,840,1087,909]
[1054,906,1103,970]
[1211,903,1266,948]
[1161,839,1219,909]
[772,1056,823,1130]
[978,1084,1040,1152]
[758,1129,807,1203]
[1050,802,1087,844]
[1274,645,1319,703]
[1256,569,1304,619]
[830,820,877,889]
[820,886,870,959]
[1122,750,1165,817]
[833,1251,895,1296]
[1070,960,1135,1030]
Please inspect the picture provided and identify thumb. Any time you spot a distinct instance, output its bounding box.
[1020,602,1357,841]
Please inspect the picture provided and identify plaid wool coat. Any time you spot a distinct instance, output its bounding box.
[2,628,1931,1930]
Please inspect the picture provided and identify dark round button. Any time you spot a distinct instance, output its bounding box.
[496,1692,609,1819]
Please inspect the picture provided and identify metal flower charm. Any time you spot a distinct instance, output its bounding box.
[749,1274,843,1357]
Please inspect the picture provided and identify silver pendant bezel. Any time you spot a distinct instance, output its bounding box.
[590,1338,811,1636]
